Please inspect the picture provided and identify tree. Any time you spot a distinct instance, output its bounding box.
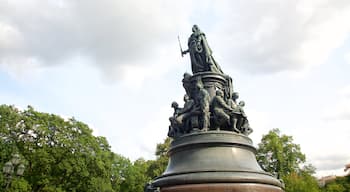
[0,105,115,192]
[322,175,350,192]
[256,128,305,178]
[283,170,320,192]
[256,128,321,192]
[146,137,171,179]
[323,182,346,192]
[110,154,131,192]
[0,105,179,191]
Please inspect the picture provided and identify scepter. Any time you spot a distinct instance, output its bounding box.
[178,35,184,57]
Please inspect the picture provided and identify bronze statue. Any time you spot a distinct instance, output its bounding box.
[168,95,197,137]
[176,95,196,133]
[168,25,254,136]
[168,102,181,137]
[211,90,231,127]
[182,25,223,74]
[227,92,239,110]
[226,92,240,132]
[182,73,193,98]
[150,25,284,192]
[235,101,253,135]
[224,76,234,100]
[211,89,239,132]
[194,78,210,131]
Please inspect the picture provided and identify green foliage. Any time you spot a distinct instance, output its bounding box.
[283,171,320,192]
[0,104,173,192]
[322,175,350,192]
[256,128,321,192]
[0,105,114,192]
[110,154,131,192]
[122,158,151,192]
[4,178,32,192]
[324,182,346,192]
[146,137,171,179]
[256,128,306,178]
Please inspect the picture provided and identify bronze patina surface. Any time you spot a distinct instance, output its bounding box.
[152,131,283,191]
[161,183,283,192]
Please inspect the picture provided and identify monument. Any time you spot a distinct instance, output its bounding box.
[146,25,284,192]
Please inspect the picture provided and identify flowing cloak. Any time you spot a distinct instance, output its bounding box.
[187,31,223,74]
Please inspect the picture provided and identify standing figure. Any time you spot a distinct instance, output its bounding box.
[224,76,233,100]
[194,79,210,131]
[182,25,223,74]
[182,73,193,98]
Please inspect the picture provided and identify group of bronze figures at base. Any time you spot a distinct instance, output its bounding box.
[167,73,253,138]
[167,24,253,138]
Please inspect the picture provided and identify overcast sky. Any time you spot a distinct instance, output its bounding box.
[1,0,350,177]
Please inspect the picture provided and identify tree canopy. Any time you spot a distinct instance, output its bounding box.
[0,105,173,192]
[322,175,350,192]
[0,105,116,191]
[256,128,306,178]
[146,137,171,179]
[256,128,321,192]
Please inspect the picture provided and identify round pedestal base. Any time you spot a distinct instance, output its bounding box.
[161,183,283,192]
[152,131,284,191]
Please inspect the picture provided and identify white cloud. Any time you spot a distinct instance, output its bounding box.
[0,21,23,49]
[245,109,273,146]
[137,106,172,160]
[0,0,192,83]
[211,0,350,74]
[2,0,350,85]
[303,85,350,175]
[345,51,350,64]
[338,85,350,98]
[323,85,350,120]
[0,57,44,82]
[118,47,183,90]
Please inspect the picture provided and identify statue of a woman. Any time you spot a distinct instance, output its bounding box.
[182,25,223,74]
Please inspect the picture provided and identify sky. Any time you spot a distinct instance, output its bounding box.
[1,0,350,178]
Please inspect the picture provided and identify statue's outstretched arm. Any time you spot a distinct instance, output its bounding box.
[182,49,189,55]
